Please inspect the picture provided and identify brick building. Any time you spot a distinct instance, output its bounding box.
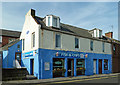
[0,29,21,48]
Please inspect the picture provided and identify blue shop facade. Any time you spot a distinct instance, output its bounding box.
[22,48,112,79]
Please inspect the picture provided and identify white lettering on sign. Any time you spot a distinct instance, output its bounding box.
[56,52,88,58]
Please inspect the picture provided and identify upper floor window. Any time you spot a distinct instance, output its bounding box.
[90,40,93,51]
[32,32,35,48]
[17,45,20,48]
[9,38,16,43]
[53,17,57,27]
[75,37,79,48]
[55,34,61,48]
[23,39,25,51]
[48,16,51,26]
[102,42,105,52]
[113,44,116,54]
[0,36,2,43]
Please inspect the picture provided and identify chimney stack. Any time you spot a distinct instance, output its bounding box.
[26,9,35,17]
[105,32,113,38]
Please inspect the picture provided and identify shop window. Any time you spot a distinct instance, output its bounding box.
[75,37,79,48]
[104,59,108,70]
[55,34,61,48]
[32,32,35,48]
[76,59,85,75]
[53,58,65,78]
[90,40,93,51]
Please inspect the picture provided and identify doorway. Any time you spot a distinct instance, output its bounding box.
[93,59,97,74]
[99,59,102,74]
[15,52,21,65]
[67,59,74,77]
[30,59,34,75]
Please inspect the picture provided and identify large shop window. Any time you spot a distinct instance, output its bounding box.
[76,59,85,75]
[104,59,108,70]
[53,58,65,78]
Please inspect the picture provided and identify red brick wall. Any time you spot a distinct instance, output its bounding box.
[112,43,120,73]
[1,36,19,47]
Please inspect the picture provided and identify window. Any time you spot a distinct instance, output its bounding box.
[55,34,61,48]
[0,36,1,42]
[102,42,105,52]
[75,37,79,48]
[9,38,16,43]
[104,59,108,70]
[32,32,35,48]
[53,17,57,27]
[48,16,51,26]
[90,40,93,51]
[23,39,25,50]
[53,58,65,78]
[113,44,116,53]
[17,45,20,48]
[76,59,85,75]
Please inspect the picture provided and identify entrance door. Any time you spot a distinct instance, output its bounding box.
[15,52,21,65]
[30,59,34,75]
[67,59,74,77]
[99,59,102,74]
[93,60,97,74]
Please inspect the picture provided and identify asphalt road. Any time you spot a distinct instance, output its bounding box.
[38,75,119,85]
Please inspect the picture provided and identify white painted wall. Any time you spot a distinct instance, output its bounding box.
[20,11,41,53]
[20,9,111,54]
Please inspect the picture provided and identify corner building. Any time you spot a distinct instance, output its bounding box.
[20,9,112,79]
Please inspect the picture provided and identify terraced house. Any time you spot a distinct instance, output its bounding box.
[19,9,112,79]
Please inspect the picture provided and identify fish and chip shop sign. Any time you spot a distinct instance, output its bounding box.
[55,52,88,58]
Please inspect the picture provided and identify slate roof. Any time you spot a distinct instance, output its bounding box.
[1,39,20,50]
[33,16,92,38]
[0,29,21,37]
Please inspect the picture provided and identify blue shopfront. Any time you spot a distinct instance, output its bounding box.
[22,48,112,79]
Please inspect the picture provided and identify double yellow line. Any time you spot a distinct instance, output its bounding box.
[48,75,118,84]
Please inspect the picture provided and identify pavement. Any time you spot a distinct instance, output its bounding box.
[2,73,120,85]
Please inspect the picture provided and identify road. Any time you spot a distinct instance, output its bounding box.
[38,75,119,85]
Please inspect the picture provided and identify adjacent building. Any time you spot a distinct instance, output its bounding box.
[19,9,112,79]
[0,29,21,48]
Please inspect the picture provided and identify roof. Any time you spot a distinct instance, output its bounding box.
[0,29,21,37]
[33,16,92,38]
[1,39,20,50]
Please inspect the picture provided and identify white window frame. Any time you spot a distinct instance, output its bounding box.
[32,32,35,48]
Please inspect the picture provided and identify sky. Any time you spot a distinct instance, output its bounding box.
[2,2,118,39]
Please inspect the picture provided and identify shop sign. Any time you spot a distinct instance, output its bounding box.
[55,52,88,58]
[24,51,33,57]
[55,61,62,64]
[45,62,50,70]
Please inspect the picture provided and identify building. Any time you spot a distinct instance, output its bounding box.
[103,32,120,73]
[19,9,112,79]
[0,29,21,48]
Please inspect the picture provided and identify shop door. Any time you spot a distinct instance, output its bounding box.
[15,52,21,65]
[67,59,74,77]
[93,60,97,74]
[30,59,34,75]
[99,59,102,74]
